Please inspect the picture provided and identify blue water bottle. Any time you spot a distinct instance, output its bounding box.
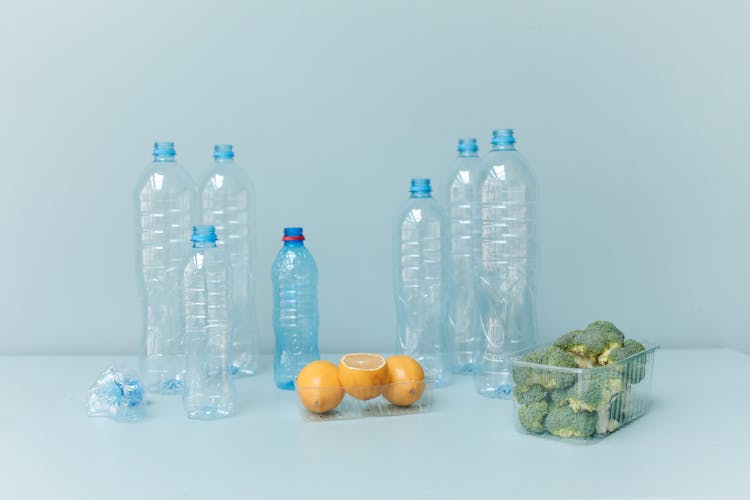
[272,227,320,390]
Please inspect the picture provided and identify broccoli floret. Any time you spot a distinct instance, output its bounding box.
[550,382,601,413]
[607,387,634,429]
[518,402,548,434]
[586,321,626,365]
[553,329,606,368]
[609,339,647,383]
[552,369,626,434]
[513,347,578,391]
[585,320,625,342]
[514,384,548,405]
[544,405,596,438]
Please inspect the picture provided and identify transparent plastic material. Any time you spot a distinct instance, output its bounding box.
[295,381,434,422]
[511,343,657,441]
[87,366,146,422]
[135,141,197,394]
[393,179,452,386]
[475,129,539,398]
[199,145,260,376]
[443,139,483,375]
[182,226,236,420]
[272,228,320,390]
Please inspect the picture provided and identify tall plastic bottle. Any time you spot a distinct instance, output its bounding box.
[393,178,452,386]
[272,227,320,390]
[135,141,197,394]
[475,129,539,398]
[199,144,259,376]
[183,225,236,419]
[443,138,483,375]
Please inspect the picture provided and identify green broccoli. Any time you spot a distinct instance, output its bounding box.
[514,384,548,405]
[551,369,626,434]
[544,405,597,438]
[609,339,647,383]
[518,402,549,434]
[513,347,578,391]
[585,321,626,365]
[607,387,634,429]
[553,329,607,368]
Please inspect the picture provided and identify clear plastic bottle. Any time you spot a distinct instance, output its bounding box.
[271,227,320,390]
[183,225,236,419]
[393,178,452,386]
[475,129,539,398]
[199,144,259,376]
[135,141,197,394]
[443,138,483,375]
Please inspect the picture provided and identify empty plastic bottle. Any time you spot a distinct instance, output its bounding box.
[393,179,452,386]
[135,141,197,394]
[475,129,539,398]
[199,144,259,376]
[183,225,236,419]
[443,138,483,375]
[272,227,320,390]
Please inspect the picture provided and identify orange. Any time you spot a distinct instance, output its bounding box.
[295,360,344,414]
[383,355,425,407]
[338,353,390,401]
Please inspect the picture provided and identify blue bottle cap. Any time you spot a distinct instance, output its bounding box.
[213,144,235,160]
[191,225,218,243]
[283,227,305,241]
[410,178,432,195]
[457,138,478,154]
[491,129,516,146]
[153,141,176,158]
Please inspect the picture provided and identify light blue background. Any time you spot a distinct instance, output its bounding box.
[1,0,747,355]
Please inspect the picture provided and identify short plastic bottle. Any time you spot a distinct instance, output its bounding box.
[443,138,483,374]
[393,178,452,386]
[135,141,197,394]
[271,227,320,390]
[183,225,236,419]
[475,129,539,398]
[199,144,260,376]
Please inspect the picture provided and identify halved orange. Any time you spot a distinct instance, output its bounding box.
[383,355,425,407]
[338,353,390,401]
[295,360,344,413]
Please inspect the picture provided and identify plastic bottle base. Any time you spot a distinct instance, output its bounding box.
[476,384,513,399]
[185,405,234,420]
[149,379,184,395]
[275,380,295,391]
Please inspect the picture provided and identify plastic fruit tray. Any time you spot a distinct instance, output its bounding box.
[294,381,434,422]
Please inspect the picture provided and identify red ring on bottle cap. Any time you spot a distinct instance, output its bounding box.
[282,235,305,241]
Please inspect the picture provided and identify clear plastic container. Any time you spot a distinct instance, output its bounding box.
[392,178,452,386]
[294,381,434,422]
[199,144,260,377]
[511,342,657,441]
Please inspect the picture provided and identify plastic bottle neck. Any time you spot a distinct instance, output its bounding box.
[153,155,176,163]
[458,151,479,158]
[491,144,516,152]
[193,241,217,249]
[284,240,304,248]
[410,191,432,199]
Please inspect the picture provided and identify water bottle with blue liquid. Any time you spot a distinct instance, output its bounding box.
[272,227,320,390]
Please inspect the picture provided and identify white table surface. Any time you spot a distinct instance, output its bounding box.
[0,349,747,499]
